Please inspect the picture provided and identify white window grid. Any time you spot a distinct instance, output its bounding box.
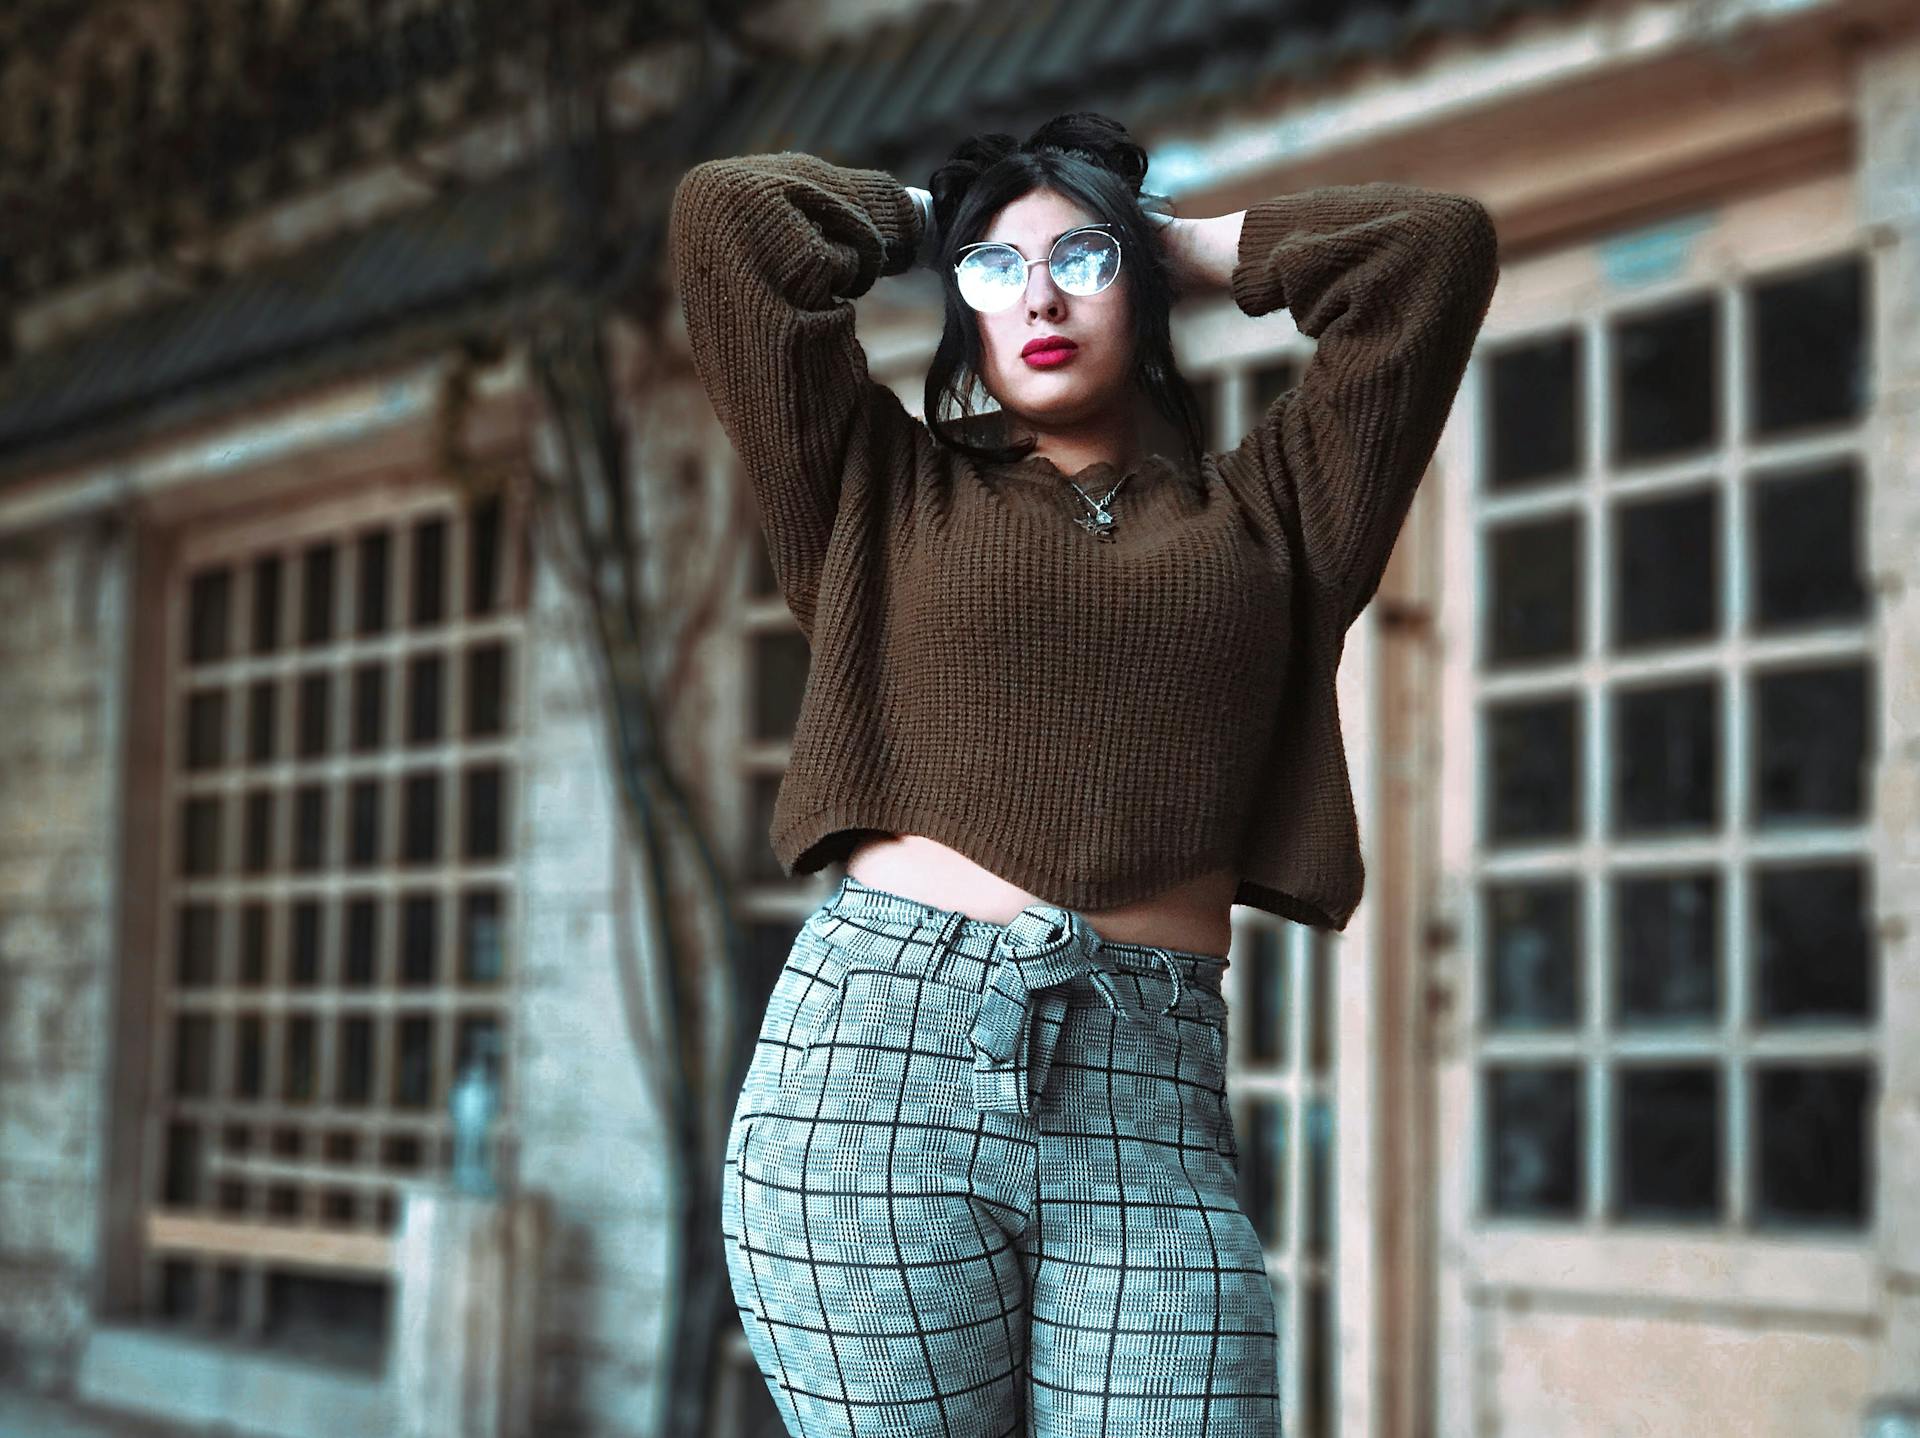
[146,481,529,1329]
[1465,245,1878,1234]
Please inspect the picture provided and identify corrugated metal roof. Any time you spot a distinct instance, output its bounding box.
[0,0,1575,478]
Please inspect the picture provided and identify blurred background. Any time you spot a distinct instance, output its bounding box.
[0,0,1915,1435]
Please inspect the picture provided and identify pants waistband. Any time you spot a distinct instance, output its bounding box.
[815,872,1227,1001]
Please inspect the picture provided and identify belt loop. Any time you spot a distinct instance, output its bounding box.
[926,906,967,988]
[1152,948,1183,1018]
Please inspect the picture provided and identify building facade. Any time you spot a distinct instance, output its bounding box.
[1,1,1916,1435]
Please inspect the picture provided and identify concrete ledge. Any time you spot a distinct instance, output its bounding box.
[74,1325,392,1438]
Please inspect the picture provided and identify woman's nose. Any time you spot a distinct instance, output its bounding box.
[1026,269,1066,319]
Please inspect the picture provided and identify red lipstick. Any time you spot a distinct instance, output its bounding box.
[1021,336,1078,368]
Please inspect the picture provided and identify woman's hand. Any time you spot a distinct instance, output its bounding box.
[1154,211,1247,300]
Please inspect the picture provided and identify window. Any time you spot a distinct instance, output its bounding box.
[150,488,524,1361]
[1218,354,1336,1438]
[1473,252,1877,1234]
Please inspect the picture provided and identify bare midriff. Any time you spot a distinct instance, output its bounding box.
[843,832,1238,959]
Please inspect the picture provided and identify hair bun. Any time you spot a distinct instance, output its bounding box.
[928,132,1020,235]
[1022,112,1148,193]
[926,112,1150,239]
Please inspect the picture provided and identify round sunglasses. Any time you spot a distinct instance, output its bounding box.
[952,225,1123,313]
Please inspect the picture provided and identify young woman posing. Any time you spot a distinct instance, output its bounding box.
[671,110,1498,1437]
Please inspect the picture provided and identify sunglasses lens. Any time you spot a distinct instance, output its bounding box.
[952,230,1123,311]
[1052,230,1120,295]
[955,246,1024,312]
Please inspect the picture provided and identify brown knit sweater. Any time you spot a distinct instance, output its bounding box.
[669,151,1498,930]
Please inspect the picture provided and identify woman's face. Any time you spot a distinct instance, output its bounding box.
[970,188,1135,434]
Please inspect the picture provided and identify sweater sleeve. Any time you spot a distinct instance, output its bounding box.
[1217,183,1500,633]
[668,152,926,637]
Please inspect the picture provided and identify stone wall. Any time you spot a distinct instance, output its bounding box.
[0,514,127,1391]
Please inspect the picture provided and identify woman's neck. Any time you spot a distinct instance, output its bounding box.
[1017,403,1144,477]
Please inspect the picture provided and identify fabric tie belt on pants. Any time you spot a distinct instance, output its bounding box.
[967,902,1184,1118]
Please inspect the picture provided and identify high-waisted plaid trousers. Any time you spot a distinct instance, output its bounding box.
[721,873,1282,1436]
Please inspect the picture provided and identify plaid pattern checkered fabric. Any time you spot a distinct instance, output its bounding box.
[722,873,1282,1436]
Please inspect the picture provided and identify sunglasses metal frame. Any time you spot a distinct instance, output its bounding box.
[951,224,1124,312]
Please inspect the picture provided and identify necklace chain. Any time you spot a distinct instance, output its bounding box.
[1066,473,1132,542]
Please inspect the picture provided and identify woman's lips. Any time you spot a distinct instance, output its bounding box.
[1022,343,1078,369]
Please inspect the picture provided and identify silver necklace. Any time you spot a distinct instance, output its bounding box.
[1068,473,1133,542]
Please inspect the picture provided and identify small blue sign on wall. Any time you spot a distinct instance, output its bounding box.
[1598,211,1717,288]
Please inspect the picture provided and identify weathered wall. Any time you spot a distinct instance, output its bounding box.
[0,515,126,1390]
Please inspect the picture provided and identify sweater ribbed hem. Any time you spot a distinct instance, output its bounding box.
[773,800,1353,933]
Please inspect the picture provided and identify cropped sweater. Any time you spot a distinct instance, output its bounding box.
[668,151,1499,930]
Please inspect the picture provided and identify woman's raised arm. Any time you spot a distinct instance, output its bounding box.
[668,152,928,638]
[1182,183,1500,634]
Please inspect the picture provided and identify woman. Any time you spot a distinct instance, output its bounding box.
[670,111,1498,1436]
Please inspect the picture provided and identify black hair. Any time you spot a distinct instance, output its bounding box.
[920,111,1209,481]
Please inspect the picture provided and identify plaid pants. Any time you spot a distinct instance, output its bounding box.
[721,873,1281,1437]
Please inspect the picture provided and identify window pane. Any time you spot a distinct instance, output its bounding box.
[239,904,269,986]
[1612,487,1717,648]
[343,896,379,987]
[1753,1064,1872,1229]
[401,893,437,986]
[744,771,787,883]
[394,1014,434,1108]
[1305,1094,1334,1261]
[1484,879,1580,1030]
[466,642,508,738]
[356,528,390,636]
[1751,462,1866,630]
[1753,663,1869,824]
[1755,862,1872,1024]
[1486,696,1581,842]
[235,1016,265,1098]
[1748,256,1867,438]
[455,1013,502,1087]
[1612,296,1718,466]
[1611,679,1718,834]
[177,904,220,988]
[402,771,440,863]
[297,672,331,758]
[1243,926,1289,1066]
[407,652,444,746]
[284,1015,316,1102]
[351,662,386,751]
[752,630,811,742]
[1614,1065,1719,1221]
[290,900,322,986]
[742,919,800,1020]
[251,554,283,655]
[347,779,380,868]
[1613,871,1718,1026]
[463,764,504,861]
[1487,331,1581,490]
[461,890,504,985]
[292,784,327,871]
[173,1015,215,1098]
[1484,1066,1582,1217]
[247,679,278,763]
[300,542,336,647]
[180,796,222,877]
[1486,512,1581,664]
[242,789,274,874]
[338,1017,374,1107]
[1239,1095,1289,1246]
[187,566,232,665]
[1308,932,1334,1078]
[411,516,447,628]
[184,689,226,771]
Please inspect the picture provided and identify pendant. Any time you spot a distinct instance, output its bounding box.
[1077,510,1117,541]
